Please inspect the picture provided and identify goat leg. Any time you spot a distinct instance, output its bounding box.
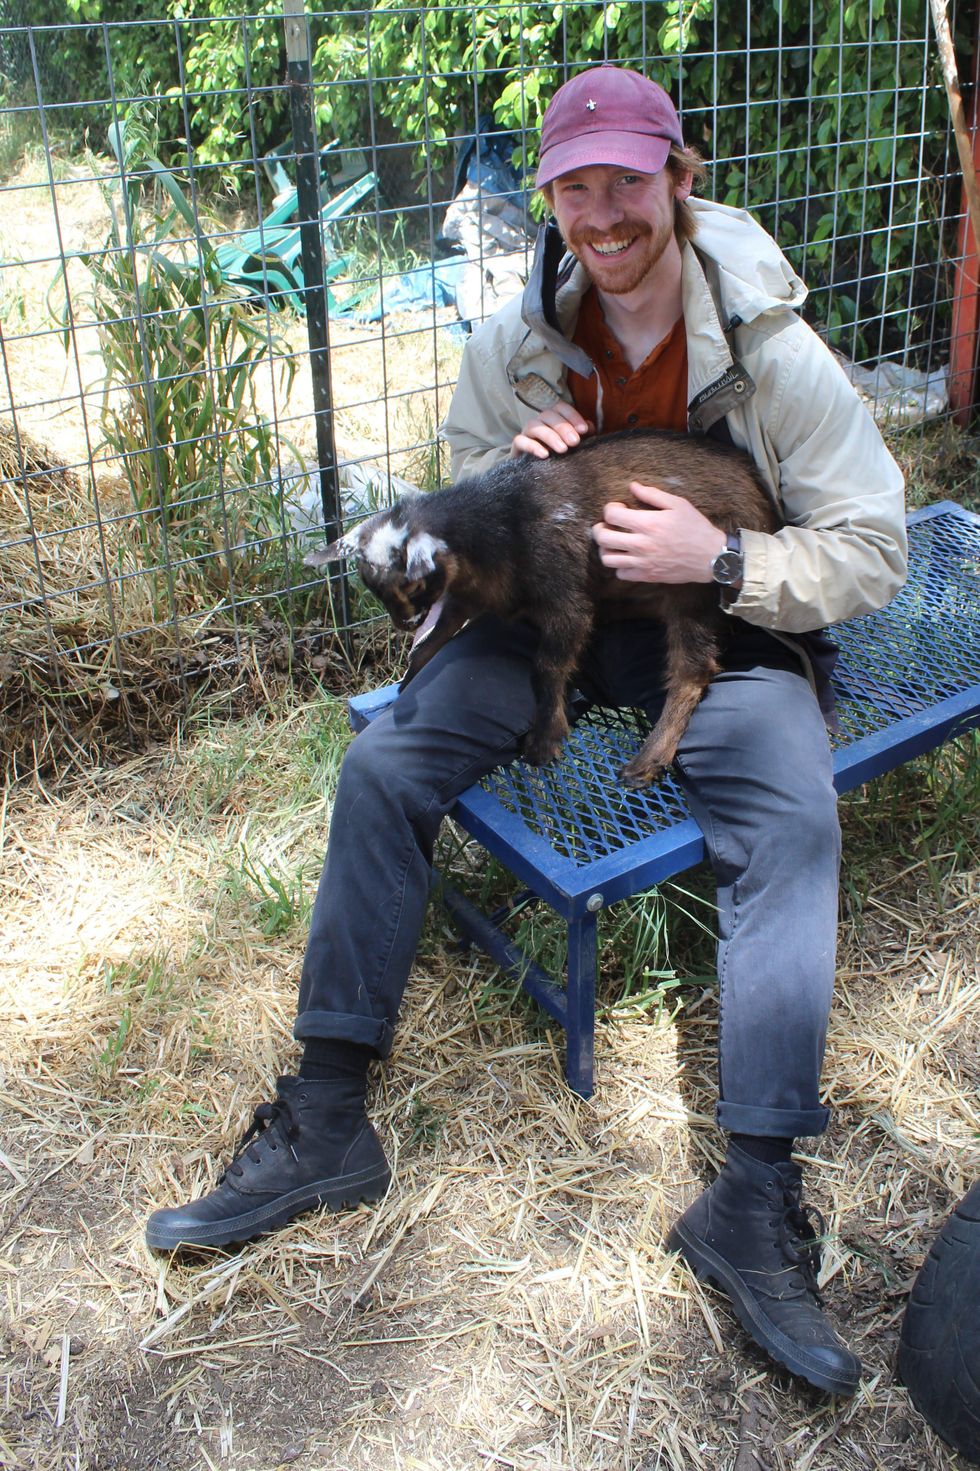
[523,672,574,766]
[522,606,593,767]
[620,615,722,788]
[401,595,469,687]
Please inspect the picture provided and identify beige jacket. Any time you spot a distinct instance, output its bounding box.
[440,197,908,634]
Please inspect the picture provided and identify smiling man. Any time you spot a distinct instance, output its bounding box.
[146,64,906,1401]
[439,65,908,1396]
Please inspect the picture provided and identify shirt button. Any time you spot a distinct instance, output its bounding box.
[627,413,638,425]
[605,349,614,359]
[616,377,627,388]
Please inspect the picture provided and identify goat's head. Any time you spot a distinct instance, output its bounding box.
[304,503,451,632]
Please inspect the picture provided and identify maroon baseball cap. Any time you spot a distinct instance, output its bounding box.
[535,65,684,187]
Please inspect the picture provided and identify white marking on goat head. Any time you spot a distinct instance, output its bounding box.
[404,531,448,580]
[361,516,409,573]
[302,526,365,568]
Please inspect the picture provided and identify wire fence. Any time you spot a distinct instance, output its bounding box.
[0,2,976,770]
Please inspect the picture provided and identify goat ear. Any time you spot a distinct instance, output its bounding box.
[404,532,448,581]
[303,528,362,568]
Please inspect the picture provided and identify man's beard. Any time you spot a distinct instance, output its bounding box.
[568,213,675,295]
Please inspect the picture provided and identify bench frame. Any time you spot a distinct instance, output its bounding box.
[349,501,980,1097]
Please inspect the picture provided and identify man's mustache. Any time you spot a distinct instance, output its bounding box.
[569,220,653,249]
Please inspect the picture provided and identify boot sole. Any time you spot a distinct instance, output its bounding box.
[667,1219,860,1398]
[146,1162,391,1251]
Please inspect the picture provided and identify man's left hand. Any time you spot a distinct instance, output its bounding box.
[592,481,727,584]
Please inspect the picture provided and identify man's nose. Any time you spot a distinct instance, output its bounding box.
[589,189,625,229]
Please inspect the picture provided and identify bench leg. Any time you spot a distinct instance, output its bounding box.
[436,875,599,1099]
[565,911,598,1099]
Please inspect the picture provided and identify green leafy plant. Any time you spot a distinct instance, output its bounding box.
[58,107,299,610]
[38,3,960,370]
[232,846,315,936]
[313,0,953,366]
[96,953,173,1074]
[405,1095,447,1148]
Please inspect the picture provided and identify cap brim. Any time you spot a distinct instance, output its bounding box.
[535,132,672,188]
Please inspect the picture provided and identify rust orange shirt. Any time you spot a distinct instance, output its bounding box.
[568,286,689,435]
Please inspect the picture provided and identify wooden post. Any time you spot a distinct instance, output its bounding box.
[933,0,980,424]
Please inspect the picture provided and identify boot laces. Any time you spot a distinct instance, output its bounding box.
[224,1093,301,1179]
[776,1175,827,1301]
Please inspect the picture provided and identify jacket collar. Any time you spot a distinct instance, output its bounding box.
[520,221,594,379]
[512,217,757,429]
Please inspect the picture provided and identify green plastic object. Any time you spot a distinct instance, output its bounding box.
[215,166,378,313]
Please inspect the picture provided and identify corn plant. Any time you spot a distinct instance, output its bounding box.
[59,114,298,609]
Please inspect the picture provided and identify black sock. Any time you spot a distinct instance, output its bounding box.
[299,1037,374,1083]
[730,1132,795,1166]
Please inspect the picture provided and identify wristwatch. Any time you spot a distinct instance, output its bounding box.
[710,531,743,588]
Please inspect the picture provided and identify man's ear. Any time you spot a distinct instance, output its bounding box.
[303,527,362,569]
[404,531,448,581]
[673,168,694,203]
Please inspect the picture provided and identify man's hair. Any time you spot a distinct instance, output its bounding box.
[539,143,710,245]
[667,143,708,245]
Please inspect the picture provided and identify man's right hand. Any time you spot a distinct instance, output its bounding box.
[511,403,594,459]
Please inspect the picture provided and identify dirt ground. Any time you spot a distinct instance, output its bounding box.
[1,709,979,1471]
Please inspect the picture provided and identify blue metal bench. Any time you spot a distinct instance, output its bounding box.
[349,501,980,1096]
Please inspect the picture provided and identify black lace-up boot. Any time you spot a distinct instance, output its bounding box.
[668,1142,861,1396]
[146,1076,390,1251]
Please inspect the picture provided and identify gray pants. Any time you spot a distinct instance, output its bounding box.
[296,616,840,1139]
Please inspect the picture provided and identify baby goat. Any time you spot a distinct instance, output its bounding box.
[306,428,780,787]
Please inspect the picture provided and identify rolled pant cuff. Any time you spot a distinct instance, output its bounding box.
[716,1100,830,1138]
[294,1009,394,1059]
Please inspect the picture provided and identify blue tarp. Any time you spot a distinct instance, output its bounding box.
[335,257,468,321]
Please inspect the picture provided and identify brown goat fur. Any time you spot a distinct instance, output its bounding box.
[306,428,781,786]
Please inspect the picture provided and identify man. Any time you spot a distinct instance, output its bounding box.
[147,65,907,1398]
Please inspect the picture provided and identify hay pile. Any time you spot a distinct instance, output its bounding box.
[1,416,177,771]
[0,294,463,780]
[1,698,977,1470]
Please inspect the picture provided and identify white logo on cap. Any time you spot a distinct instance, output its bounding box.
[586,99,597,111]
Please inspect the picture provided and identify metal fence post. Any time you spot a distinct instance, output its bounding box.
[283,0,351,636]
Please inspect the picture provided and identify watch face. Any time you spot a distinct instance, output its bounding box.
[712,549,743,585]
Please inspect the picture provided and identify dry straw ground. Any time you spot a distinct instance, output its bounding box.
[1,700,978,1471]
[3,142,980,1471]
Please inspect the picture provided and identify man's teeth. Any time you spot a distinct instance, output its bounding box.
[592,238,635,255]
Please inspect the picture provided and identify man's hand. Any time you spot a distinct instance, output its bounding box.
[592,481,728,584]
[511,404,595,459]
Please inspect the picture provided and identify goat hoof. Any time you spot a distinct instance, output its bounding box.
[523,736,562,768]
[619,759,662,789]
